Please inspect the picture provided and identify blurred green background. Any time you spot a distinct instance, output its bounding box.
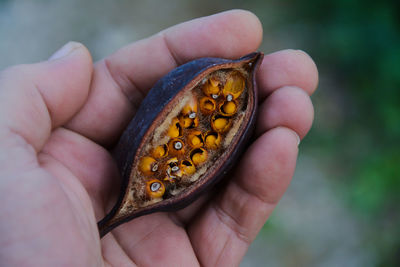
[0,0,399,266]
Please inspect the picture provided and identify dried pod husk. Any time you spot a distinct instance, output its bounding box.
[98,52,264,237]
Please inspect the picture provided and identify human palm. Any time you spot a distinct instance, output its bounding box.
[0,10,317,266]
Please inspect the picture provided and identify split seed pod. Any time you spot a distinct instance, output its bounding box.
[98,52,263,237]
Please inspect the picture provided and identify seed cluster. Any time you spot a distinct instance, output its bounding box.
[138,70,246,200]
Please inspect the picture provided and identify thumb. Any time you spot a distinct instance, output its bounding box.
[0,42,93,152]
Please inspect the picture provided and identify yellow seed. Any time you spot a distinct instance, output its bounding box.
[168,139,185,155]
[220,101,237,116]
[222,71,245,99]
[180,117,192,128]
[202,77,220,96]
[192,153,207,165]
[205,103,214,110]
[199,97,216,114]
[211,115,231,133]
[205,132,221,149]
[168,118,182,138]
[180,160,196,175]
[179,116,198,128]
[192,136,201,146]
[210,77,220,87]
[139,156,157,175]
[191,148,208,165]
[214,118,228,130]
[188,130,203,148]
[146,179,165,198]
[206,135,217,146]
[181,96,198,115]
[152,144,168,158]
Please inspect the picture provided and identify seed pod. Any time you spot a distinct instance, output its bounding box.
[98,52,263,237]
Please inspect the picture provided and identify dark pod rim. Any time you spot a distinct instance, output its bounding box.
[98,52,264,237]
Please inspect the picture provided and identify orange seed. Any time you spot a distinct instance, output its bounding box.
[139,156,158,175]
[146,179,165,198]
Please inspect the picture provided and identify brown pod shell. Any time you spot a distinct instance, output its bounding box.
[98,52,264,237]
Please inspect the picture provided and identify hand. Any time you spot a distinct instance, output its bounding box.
[0,10,318,266]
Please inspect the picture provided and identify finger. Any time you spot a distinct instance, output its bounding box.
[171,194,214,226]
[0,42,93,151]
[66,9,263,145]
[112,213,200,266]
[255,86,314,139]
[101,234,137,267]
[188,127,299,266]
[258,49,319,100]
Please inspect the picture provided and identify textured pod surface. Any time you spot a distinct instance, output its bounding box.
[98,52,264,237]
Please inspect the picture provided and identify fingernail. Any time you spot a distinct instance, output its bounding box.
[294,131,301,146]
[49,41,82,60]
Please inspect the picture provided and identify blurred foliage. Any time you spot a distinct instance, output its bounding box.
[280,0,400,264]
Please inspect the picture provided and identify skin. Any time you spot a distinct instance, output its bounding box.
[0,10,318,267]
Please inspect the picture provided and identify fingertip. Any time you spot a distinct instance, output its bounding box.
[258,49,319,98]
[42,42,93,127]
[49,42,84,61]
[294,49,319,93]
[48,41,93,79]
[164,9,263,62]
[277,126,301,150]
[216,9,263,52]
[73,42,93,72]
[0,42,94,151]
